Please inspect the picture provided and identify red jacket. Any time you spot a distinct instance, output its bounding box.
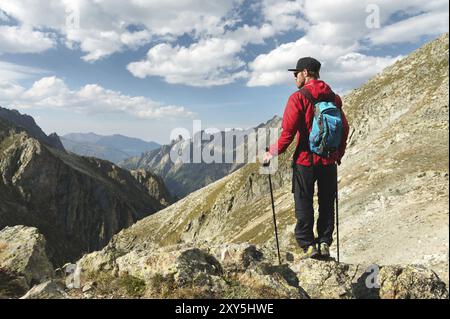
[269,79,349,166]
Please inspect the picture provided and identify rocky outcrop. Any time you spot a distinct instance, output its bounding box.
[0,110,173,265]
[5,231,443,299]
[71,243,447,299]
[377,265,449,299]
[130,169,175,205]
[120,116,282,198]
[0,226,54,298]
[20,280,67,299]
[75,243,307,299]
[290,258,448,299]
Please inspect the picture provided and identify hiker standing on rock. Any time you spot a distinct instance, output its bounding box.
[263,57,349,259]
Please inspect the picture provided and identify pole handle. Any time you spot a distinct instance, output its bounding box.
[263,147,270,167]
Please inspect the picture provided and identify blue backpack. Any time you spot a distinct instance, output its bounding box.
[300,88,343,158]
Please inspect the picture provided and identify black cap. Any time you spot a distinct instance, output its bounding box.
[288,57,321,73]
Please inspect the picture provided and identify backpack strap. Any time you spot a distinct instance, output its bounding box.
[302,88,336,105]
[299,87,316,106]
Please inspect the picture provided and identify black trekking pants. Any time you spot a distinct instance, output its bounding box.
[292,163,337,249]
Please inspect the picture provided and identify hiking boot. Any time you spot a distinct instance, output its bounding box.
[319,242,330,258]
[300,245,319,259]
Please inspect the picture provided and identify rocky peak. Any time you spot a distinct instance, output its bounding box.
[0,226,54,298]
[255,115,282,129]
[0,106,65,151]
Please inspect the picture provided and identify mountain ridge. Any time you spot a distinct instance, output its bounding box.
[0,106,65,151]
[61,132,160,164]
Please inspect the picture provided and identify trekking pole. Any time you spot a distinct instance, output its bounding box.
[336,164,340,263]
[263,148,282,265]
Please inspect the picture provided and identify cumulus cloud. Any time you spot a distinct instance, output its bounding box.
[0,76,194,120]
[0,25,56,54]
[127,23,278,86]
[246,0,447,89]
[247,36,401,90]
[0,0,447,89]
[0,0,244,60]
[128,0,448,88]
[301,0,448,46]
[261,0,307,33]
[127,38,248,87]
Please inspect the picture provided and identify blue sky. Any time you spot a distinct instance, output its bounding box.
[0,0,448,144]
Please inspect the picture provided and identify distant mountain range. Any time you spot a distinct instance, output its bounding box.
[120,115,282,198]
[61,133,160,164]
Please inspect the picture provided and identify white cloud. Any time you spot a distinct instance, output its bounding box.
[368,10,449,45]
[327,53,402,92]
[123,0,306,87]
[0,0,66,28]
[261,0,307,33]
[66,29,124,62]
[120,30,152,48]
[247,0,447,90]
[247,37,349,86]
[0,0,244,61]
[128,37,247,87]
[128,0,448,88]
[301,0,448,45]
[127,22,278,86]
[0,76,194,120]
[0,25,56,54]
[247,37,401,90]
[0,0,448,90]
[0,82,25,100]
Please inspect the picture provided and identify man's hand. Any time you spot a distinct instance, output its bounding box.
[263,151,273,165]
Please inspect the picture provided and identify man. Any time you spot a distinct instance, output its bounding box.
[263,57,349,259]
